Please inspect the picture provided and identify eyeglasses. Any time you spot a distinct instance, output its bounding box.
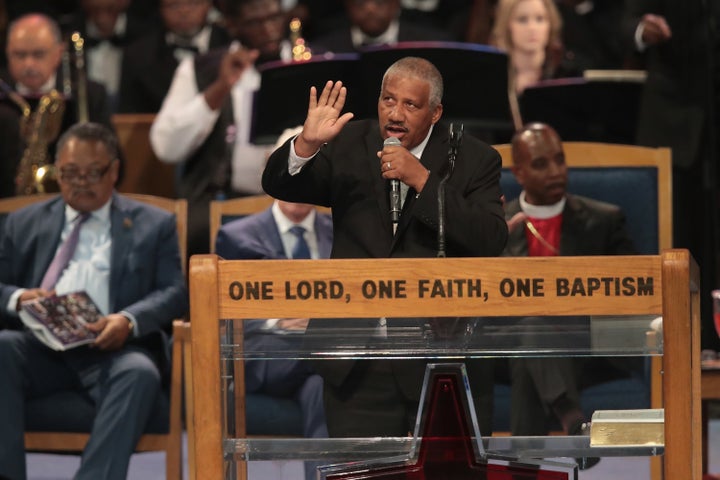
[58,164,112,184]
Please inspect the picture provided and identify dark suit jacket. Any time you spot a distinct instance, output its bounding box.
[0,103,21,198]
[118,25,230,114]
[313,21,452,53]
[623,0,712,168]
[0,193,188,369]
[557,0,626,72]
[263,119,507,394]
[215,206,333,260]
[61,11,157,51]
[264,119,507,260]
[502,193,636,257]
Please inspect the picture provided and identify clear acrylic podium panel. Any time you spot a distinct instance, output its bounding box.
[188,253,701,480]
[218,314,664,473]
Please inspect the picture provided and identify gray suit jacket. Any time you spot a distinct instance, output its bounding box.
[0,193,188,366]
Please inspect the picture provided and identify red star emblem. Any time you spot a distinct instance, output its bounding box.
[319,363,577,480]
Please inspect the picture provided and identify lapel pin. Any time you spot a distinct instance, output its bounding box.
[123,217,133,229]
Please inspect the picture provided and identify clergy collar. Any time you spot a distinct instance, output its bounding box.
[519,190,565,219]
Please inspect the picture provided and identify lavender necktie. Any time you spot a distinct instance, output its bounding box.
[40,213,90,290]
[289,225,311,259]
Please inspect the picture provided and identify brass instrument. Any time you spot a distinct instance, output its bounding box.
[13,90,65,195]
[289,17,311,61]
[70,31,89,123]
[0,78,30,119]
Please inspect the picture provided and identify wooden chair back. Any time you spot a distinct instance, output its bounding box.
[493,141,672,252]
[112,113,176,198]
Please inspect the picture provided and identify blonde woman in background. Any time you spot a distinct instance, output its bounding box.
[490,0,564,127]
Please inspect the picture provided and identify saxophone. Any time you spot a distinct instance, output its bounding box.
[14,89,65,195]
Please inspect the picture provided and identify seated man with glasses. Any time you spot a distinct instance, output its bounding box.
[0,122,188,480]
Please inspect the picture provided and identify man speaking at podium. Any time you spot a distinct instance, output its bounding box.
[262,57,508,437]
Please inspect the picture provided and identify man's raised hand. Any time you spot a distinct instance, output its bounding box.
[295,81,354,157]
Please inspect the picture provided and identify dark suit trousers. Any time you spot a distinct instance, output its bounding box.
[508,316,585,435]
[323,358,495,438]
[0,330,161,480]
[245,330,328,439]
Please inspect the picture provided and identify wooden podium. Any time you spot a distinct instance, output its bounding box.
[188,251,701,479]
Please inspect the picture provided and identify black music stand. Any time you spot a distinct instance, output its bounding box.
[251,54,360,145]
[519,75,645,144]
[356,41,513,139]
[251,42,514,145]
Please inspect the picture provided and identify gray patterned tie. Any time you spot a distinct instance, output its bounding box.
[40,213,90,290]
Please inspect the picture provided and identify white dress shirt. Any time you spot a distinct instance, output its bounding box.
[86,14,126,98]
[271,201,319,259]
[166,25,212,63]
[53,202,112,315]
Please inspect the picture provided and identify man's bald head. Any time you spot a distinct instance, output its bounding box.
[6,14,64,93]
[510,122,567,205]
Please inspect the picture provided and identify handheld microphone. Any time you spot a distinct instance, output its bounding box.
[384,136,402,230]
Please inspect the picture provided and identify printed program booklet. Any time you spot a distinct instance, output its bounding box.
[19,291,102,351]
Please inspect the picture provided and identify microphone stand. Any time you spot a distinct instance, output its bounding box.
[437,123,462,258]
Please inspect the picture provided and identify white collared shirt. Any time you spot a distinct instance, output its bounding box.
[166,25,212,62]
[271,201,319,259]
[86,14,127,97]
[54,202,112,315]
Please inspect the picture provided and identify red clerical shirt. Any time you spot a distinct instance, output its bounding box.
[525,214,562,257]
